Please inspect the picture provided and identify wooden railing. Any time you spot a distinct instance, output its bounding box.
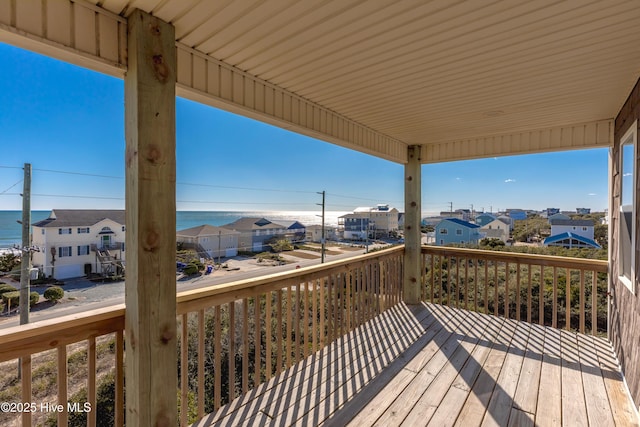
[0,246,403,426]
[421,246,608,335]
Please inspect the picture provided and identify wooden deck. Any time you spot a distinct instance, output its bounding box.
[194,303,639,427]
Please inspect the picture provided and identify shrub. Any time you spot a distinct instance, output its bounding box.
[44,286,64,302]
[183,263,199,276]
[2,291,20,308]
[29,291,39,307]
[0,283,17,296]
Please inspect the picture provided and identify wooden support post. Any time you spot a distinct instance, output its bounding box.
[125,9,177,427]
[404,145,422,304]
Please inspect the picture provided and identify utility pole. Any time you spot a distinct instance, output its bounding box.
[19,163,32,325]
[218,229,222,266]
[317,191,326,263]
[449,201,453,213]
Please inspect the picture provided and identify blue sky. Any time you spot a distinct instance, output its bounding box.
[0,43,609,215]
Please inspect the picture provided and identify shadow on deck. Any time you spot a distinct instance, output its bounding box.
[195,303,639,426]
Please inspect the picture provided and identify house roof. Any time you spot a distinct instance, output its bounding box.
[221,217,285,231]
[549,219,594,227]
[176,224,240,237]
[32,209,125,227]
[272,221,306,230]
[438,218,480,229]
[543,232,601,249]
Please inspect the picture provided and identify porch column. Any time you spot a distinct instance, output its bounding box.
[404,145,422,304]
[125,9,177,426]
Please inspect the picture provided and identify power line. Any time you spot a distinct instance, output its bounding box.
[33,168,123,180]
[176,182,316,194]
[0,179,22,194]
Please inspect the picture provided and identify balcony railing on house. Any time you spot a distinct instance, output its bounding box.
[0,247,403,427]
[0,246,632,427]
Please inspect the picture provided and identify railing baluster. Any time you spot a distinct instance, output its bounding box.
[116,330,124,427]
[180,313,188,426]
[566,268,571,331]
[303,282,309,359]
[505,262,510,319]
[198,309,205,418]
[57,345,68,427]
[494,262,499,317]
[580,270,585,334]
[87,336,96,427]
[312,280,318,353]
[464,257,469,310]
[230,302,237,394]
[552,267,558,329]
[430,253,435,303]
[346,270,352,332]
[266,293,272,380]
[286,286,293,368]
[215,305,222,409]
[539,266,545,325]
[591,271,598,335]
[21,355,31,427]
[254,295,261,386]
[276,291,282,374]
[484,259,488,314]
[474,258,479,313]
[242,299,249,393]
[515,263,521,321]
[455,255,460,308]
[527,265,532,323]
[319,279,325,349]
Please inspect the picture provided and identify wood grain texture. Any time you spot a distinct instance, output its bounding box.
[124,9,177,427]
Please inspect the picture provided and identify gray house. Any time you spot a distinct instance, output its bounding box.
[176,225,240,259]
[221,218,288,252]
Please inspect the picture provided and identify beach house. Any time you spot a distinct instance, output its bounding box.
[340,205,400,240]
[480,218,511,244]
[31,209,125,280]
[434,218,482,246]
[221,217,288,252]
[543,218,601,249]
[2,3,640,426]
[176,225,240,260]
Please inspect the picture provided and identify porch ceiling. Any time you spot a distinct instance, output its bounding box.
[3,0,640,163]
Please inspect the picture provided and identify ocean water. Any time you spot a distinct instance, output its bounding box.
[0,210,347,248]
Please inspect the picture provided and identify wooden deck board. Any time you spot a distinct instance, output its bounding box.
[195,302,639,427]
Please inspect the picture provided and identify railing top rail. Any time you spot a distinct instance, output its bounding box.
[176,245,404,309]
[421,245,608,272]
[0,304,125,362]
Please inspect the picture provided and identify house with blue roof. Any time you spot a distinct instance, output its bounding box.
[435,218,482,246]
[474,213,496,227]
[543,218,601,249]
[543,233,601,249]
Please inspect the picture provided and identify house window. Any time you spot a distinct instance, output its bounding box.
[41,229,45,235]
[122,226,125,232]
[619,121,636,294]
[456,229,463,235]
[77,227,90,234]
[121,242,125,251]
[582,227,588,231]
[58,246,72,257]
[58,228,72,235]
[440,229,448,235]
[77,245,90,256]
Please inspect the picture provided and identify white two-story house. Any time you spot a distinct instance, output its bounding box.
[32,209,126,280]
